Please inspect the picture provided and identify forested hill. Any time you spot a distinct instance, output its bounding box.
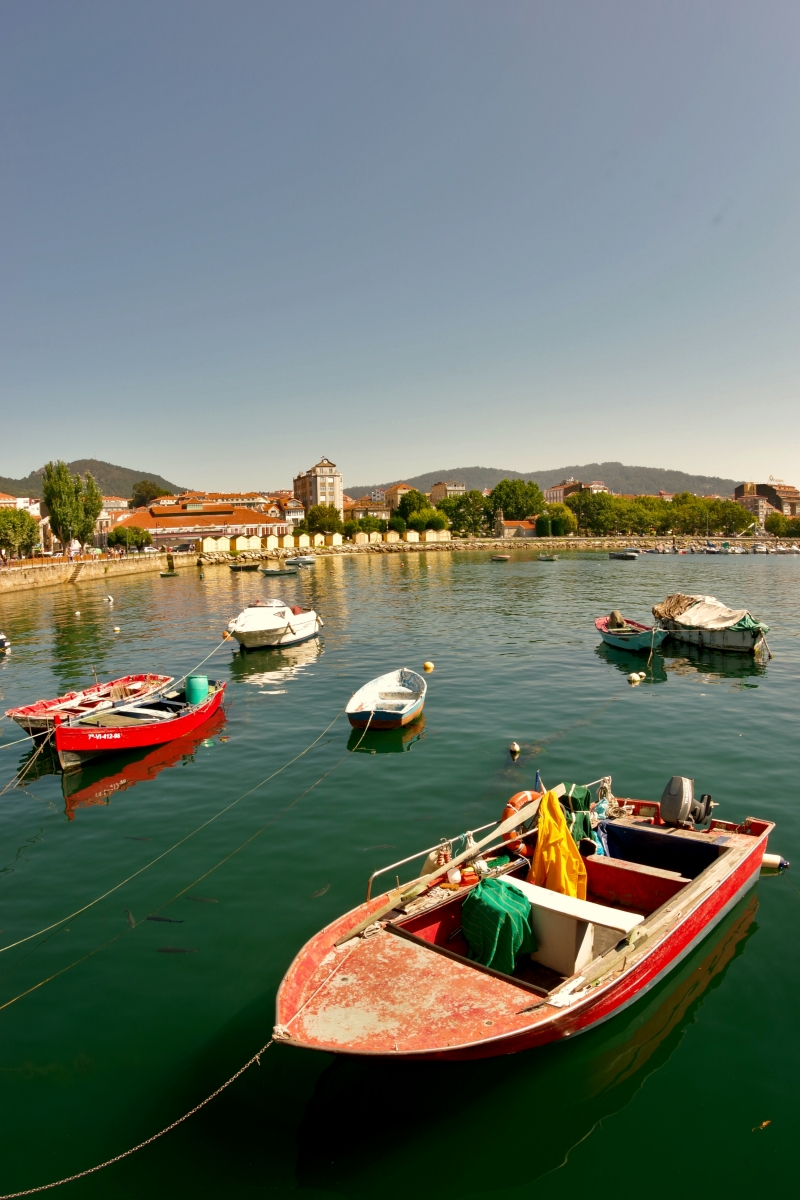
[0,459,187,499]
[347,462,741,497]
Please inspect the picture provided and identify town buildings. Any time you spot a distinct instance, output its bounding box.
[544,479,608,503]
[735,480,800,518]
[114,500,286,549]
[293,457,343,519]
[343,496,391,523]
[429,480,466,504]
[384,483,414,511]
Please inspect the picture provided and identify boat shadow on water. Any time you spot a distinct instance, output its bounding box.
[294,892,758,1194]
[595,640,767,686]
[594,642,668,683]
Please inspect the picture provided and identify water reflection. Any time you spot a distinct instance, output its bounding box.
[295,892,757,1194]
[15,709,226,820]
[228,638,322,693]
[347,715,426,754]
[50,602,111,689]
[595,642,668,682]
[662,642,767,683]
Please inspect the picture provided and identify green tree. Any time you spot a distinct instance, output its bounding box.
[434,496,460,523]
[343,520,359,540]
[107,525,152,550]
[42,460,81,548]
[406,510,431,532]
[487,479,544,520]
[0,508,39,557]
[425,510,447,530]
[306,503,343,534]
[451,490,490,535]
[358,515,384,533]
[545,502,578,534]
[130,480,172,509]
[77,472,104,548]
[396,490,428,522]
[388,515,406,533]
[711,500,752,536]
[765,511,789,536]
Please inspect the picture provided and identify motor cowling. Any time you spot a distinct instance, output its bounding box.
[660,777,715,826]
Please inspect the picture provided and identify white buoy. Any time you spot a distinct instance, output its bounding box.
[75,611,81,617]
[113,626,120,633]
[510,741,520,760]
[628,672,640,684]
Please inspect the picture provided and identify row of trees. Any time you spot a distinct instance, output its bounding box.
[107,525,153,549]
[565,491,753,536]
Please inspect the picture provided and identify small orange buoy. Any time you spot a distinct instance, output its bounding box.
[423,661,434,672]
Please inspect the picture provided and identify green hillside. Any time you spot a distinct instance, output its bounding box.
[0,459,187,499]
[347,461,741,498]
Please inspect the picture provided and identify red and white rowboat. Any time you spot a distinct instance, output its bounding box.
[274,790,776,1061]
[5,674,173,735]
[53,680,226,770]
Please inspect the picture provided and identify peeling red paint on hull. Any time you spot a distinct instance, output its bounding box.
[275,817,773,1061]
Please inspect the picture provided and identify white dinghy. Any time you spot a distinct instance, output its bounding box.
[346,668,427,730]
[227,598,322,651]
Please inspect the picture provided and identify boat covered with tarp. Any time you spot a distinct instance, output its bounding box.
[653,593,770,654]
[274,777,778,1060]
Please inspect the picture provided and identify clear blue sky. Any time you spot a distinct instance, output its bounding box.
[2,1,799,490]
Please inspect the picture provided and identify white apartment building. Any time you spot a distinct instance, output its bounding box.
[293,457,344,519]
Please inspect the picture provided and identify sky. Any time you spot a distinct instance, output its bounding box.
[2,1,799,491]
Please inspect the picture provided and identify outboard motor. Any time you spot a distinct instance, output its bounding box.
[660,777,715,826]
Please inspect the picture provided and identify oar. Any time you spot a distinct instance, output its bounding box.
[335,792,544,945]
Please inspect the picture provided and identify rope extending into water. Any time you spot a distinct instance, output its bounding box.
[0,705,346,957]
[0,733,54,797]
[0,1040,275,1197]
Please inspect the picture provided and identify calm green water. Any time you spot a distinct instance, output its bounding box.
[0,552,797,1199]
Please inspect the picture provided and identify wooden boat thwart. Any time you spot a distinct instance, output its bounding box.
[274,789,776,1061]
[53,681,226,770]
[595,615,670,653]
[346,668,426,730]
[5,674,173,735]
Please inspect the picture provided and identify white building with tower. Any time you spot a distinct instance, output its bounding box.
[293,457,344,519]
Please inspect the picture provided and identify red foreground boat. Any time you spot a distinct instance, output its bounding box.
[6,674,173,735]
[53,680,226,770]
[274,784,777,1061]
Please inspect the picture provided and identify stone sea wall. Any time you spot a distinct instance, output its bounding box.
[2,535,795,593]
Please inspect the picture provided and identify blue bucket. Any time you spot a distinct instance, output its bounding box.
[185,675,209,705]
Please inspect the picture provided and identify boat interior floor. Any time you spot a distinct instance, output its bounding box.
[391,824,726,996]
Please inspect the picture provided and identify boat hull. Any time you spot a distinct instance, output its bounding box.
[6,674,173,735]
[54,686,226,770]
[232,623,320,651]
[346,696,425,730]
[656,622,766,654]
[599,628,670,652]
[275,816,771,1061]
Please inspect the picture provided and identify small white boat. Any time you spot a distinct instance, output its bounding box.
[227,599,322,651]
[609,549,638,560]
[346,668,427,730]
[0,632,9,652]
[285,556,316,567]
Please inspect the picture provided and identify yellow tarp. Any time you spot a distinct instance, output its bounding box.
[529,790,587,900]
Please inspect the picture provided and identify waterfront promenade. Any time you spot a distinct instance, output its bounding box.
[1,536,794,593]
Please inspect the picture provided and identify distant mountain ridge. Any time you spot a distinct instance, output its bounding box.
[347,462,742,498]
[0,459,187,499]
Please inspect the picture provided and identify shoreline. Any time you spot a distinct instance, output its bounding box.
[1,536,796,593]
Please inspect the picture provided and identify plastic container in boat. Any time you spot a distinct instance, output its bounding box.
[185,675,209,705]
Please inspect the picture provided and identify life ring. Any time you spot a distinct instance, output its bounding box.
[500,790,542,857]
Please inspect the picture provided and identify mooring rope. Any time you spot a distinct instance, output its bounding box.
[0,711,371,1013]
[0,1040,275,1198]
[0,733,54,797]
[0,729,50,752]
[0,705,346,957]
